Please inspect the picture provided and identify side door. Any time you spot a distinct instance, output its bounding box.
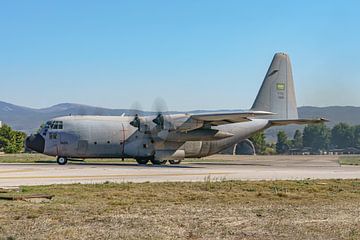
[47,131,60,155]
[58,132,79,157]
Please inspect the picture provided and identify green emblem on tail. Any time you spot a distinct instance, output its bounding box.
[276,83,285,91]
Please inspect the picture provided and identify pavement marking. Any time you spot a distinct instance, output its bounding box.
[0,171,231,180]
[0,169,34,174]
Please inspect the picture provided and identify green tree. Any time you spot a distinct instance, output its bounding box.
[292,129,303,149]
[276,130,289,154]
[249,131,266,154]
[10,131,27,153]
[0,135,10,150]
[354,125,360,148]
[0,124,12,140]
[0,124,27,153]
[331,123,354,148]
[303,123,331,151]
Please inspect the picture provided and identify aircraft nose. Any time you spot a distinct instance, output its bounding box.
[25,134,45,153]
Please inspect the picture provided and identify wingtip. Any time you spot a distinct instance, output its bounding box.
[320,118,330,122]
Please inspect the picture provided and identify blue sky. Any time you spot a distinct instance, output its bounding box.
[0,1,359,110]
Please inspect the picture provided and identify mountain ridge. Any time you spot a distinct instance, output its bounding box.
[1,101,359,136]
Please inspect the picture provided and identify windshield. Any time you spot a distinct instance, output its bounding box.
[38,120,63,136]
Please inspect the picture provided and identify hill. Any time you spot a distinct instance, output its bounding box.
[1,101,359,137]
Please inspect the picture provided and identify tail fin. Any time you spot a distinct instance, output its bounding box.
[251,52,298,119]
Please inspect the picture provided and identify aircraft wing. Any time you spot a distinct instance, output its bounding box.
[269,118,329,126]
[177,111,274,131]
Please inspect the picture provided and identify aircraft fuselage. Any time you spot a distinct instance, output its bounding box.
[28,115,269,160]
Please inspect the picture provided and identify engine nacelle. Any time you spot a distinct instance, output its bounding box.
[220,139,256,155]
[182,141,213,158]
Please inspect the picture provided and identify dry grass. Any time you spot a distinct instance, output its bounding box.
[339,156,360,166]
[0,154,53,163]
[0,179,359,240]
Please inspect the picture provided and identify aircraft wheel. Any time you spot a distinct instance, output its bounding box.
[169,160,182,164]
[57,156,68,165]
[150,159,167,165]
[136,158,149,165]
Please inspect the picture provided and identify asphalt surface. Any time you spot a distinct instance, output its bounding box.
[0,155,359,187]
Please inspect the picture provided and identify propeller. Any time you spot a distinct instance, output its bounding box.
[129,102,143,130]
[152,113,164,129]
[151,97,168,130]
[128,98,172,138]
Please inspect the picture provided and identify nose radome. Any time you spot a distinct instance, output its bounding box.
[26,134,45,153]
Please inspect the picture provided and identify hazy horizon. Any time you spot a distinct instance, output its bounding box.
[1,99,359,112]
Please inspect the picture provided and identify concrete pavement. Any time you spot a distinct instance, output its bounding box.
[0,155,359,187]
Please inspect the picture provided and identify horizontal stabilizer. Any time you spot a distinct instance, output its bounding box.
[269,118,329,126]
[190,111,274,123]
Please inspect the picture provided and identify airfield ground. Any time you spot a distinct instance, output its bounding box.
[0,154,359,239]
[0,179,359,240]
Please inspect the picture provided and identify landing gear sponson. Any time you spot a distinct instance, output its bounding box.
[56,156,182,165]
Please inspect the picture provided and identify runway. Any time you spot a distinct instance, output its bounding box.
[0,155,359,187]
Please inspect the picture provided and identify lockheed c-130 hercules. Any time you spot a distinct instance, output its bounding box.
[26,53,327,165]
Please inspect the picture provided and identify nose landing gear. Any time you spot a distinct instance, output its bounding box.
[57,156,68,165]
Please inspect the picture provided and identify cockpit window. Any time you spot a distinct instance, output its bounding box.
[40,121,52,136]
[50,121,63,130]
[40,120,63,136]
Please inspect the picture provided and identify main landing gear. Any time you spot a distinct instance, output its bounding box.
[135,158,150,165]
[150,159,167,165]
[169,160,182,164]
[135,158,182,165]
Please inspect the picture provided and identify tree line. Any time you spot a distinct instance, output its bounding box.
[251,123,360,154]
[0,124,27,153]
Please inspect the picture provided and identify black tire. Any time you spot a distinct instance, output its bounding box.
[169,160,182,164]
[57,156,68,165]
[150,159,167,165]
[136,158,149,165]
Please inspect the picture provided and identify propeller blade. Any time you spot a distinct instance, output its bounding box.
[130,114,141,129]
[152,113,164,129]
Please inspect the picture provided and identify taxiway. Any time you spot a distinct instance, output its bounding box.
[0,155,359,187]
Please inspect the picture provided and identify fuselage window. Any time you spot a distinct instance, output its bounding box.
[49,132,58,140]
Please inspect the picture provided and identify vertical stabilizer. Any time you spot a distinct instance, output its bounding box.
[251,53,298,119]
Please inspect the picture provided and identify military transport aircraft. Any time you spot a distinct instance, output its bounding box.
[26,53,326,165]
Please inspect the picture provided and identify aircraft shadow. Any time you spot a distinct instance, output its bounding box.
[33,160,268,168]
[35,160,198,168]
[35,160,57,163]
[65,162,198,168]
[190,162,271,167]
